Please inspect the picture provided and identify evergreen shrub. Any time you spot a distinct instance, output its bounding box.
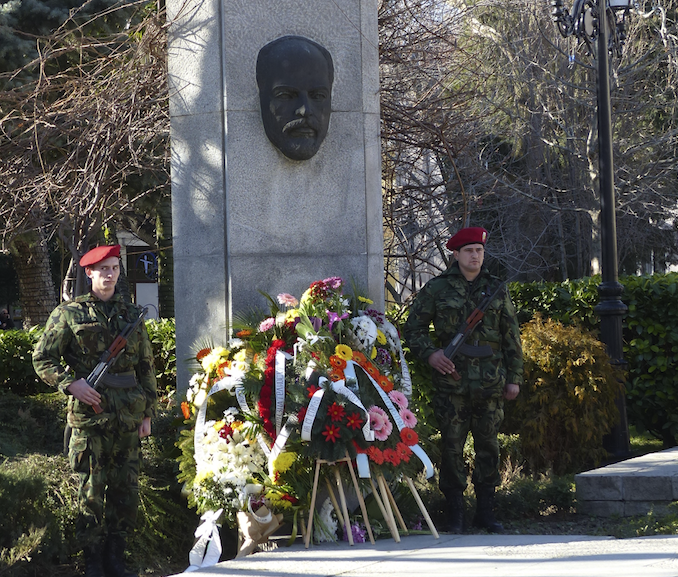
[0,327,47,395]
[509,273,678,447]
[503,315,623,474]
[146,317,177,394]
[622,273,678,446]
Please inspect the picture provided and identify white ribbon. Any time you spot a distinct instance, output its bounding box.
[353,361,435,479]
[185,508,223,572]
[301,384,326,441]
[382,318,413,397]
[268,415,298,474]
[274,350,292,434]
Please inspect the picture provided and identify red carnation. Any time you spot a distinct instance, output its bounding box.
[307,384,321,398]
[297,406,308,423]
[322,424,341,443]
[346,412,363,430]
[327,402,346,422]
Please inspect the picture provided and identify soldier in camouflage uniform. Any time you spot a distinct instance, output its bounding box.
[33,245,157,577]
[403,227,523,534]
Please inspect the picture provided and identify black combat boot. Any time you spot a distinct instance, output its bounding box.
[104,535,137,577]
[83,544,105,577]
[445,492,465,534]
[472,485,504,533]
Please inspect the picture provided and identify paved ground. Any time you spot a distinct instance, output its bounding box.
[170,533,678,577]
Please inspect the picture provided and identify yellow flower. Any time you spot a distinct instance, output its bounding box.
[376,329,387,345]
[213,420,225,431]
[272,452,297,475]
[285,308,299,321]
[371,346,377,359]
[266,492,293,509]
[234,349,247,362]
[335,344,353,361]
[358,296,374,304]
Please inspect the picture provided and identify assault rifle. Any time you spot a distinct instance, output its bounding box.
[89,306,149,414]
[443,282,507,381]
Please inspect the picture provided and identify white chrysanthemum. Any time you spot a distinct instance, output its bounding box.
[223,407,239,422]
[349,315,378,352]
[314,498,338,542]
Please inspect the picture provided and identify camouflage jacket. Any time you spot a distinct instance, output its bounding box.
[403,263,523,397]
[32,292,157,430]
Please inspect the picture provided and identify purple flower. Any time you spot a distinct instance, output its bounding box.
[365,308,385,324]
[375,347,392,366]
[342,523,367,543]
[322,276,344,290]
[327,311,348,331]
[310,316,323,331]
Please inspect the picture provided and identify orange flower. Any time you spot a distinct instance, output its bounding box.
[181,401,191,420]
[400,427,419,446]
[196,348,211,361]
[329,355,347,370]
[328,368,345,382]
[236,329,252,338]
[363,362,379,379]
[367,446,384,465]
[378,375,394,392]
[352,351,367,365]
[217,361,231,378]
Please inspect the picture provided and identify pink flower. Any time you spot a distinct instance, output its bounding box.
[399,408,417,428]
[368,408,387,432]
[388,390,408,410]
[374,418,393,441]
[277,293,299,307]
[259,317,275,332]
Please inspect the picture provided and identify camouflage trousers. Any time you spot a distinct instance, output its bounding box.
[68,422,141,546]
[433,391,505,496]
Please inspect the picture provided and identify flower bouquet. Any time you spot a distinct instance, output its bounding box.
[176,276,434,554]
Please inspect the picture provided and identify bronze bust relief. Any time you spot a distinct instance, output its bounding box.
[256,36,334,161]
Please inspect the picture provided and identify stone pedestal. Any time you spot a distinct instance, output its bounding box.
[167,0,383,388]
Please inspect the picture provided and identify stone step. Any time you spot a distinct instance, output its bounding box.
[575,447,678,517]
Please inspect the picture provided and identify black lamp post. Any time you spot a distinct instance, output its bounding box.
[549,0,631,458]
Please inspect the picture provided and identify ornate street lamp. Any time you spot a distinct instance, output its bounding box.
[549,0,633,458]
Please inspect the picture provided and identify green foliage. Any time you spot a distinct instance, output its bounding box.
[146,318,177,394]
[622,273,678,446]
[0,327,48,395]
[509,277,600,328]
[0,391,66,457]
[496,472,576,520]
[504,316,623,475]
[510,273,678,448]
[0,405,194,576]
[0,454,80,574]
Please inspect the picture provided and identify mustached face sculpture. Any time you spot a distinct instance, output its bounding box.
[256,36,334,161]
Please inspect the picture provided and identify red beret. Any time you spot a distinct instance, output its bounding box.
[79,245,121,267]
[446,227,488,251]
